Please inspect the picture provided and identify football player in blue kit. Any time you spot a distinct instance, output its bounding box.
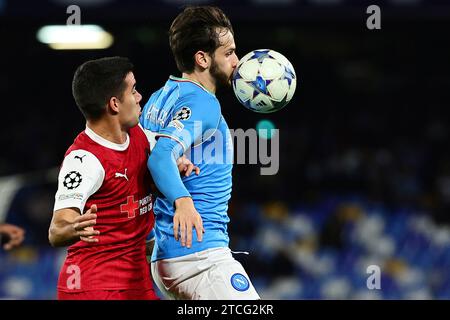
[140,6,260,299]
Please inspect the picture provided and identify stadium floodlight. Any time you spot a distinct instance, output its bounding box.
[36,25,113,50]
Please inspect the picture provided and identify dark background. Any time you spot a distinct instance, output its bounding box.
[1,0,450,299]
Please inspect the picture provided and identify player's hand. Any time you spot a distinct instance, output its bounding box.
[73,204,100,243]
[176,155,200,177]
[173,197,204,248]
[0,223,25,250]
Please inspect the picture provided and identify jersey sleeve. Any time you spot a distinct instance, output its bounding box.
[53,149,105,214]
[157,93,221,152]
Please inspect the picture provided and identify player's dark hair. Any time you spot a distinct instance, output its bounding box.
[169,6,234,73]
[72,56,134,120]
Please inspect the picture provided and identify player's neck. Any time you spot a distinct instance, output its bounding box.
[86,119,127,144]
[182,72,216,94]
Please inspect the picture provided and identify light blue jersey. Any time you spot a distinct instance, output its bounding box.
[140,76,233,261]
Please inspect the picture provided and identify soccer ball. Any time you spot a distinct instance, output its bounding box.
[232,49,297,113]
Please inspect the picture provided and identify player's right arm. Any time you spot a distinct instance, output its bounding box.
[49,205,99,247]
[48,149,104,247]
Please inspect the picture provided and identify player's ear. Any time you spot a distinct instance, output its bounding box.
[108,96,120,114]
[194,50,209,70]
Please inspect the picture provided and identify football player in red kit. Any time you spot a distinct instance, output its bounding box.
[48,57,196,300]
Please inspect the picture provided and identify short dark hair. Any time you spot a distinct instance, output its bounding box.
[72,56,134,120]
[169,6,233,73]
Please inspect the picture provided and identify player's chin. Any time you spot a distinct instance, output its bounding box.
[227,71,235,86]
[130,116,140,127]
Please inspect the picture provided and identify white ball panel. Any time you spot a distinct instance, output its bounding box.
[234,79,255,102]
[267,79,289,102]
[260,58,284,80]
[238,58,260,81]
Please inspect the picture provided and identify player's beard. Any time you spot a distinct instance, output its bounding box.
[210,58,232,89]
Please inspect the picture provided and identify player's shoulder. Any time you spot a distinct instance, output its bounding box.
[146,85,166,104]
[179,88,219,116]
[63,149,102,168]
[69,130,95,152]
[171,77,217,104]
[133,124,152,148]
[59,149,105,182]
[131,123,147,137]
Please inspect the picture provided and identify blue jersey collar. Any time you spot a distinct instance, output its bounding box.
[169,75,216,97]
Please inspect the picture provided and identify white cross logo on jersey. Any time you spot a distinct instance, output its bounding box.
[115,168,129,181]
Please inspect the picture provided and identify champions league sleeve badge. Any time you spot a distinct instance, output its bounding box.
[63,171,83,190]
[173,106,191,121]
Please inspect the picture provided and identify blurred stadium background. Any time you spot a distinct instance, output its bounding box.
[1,0,450,299]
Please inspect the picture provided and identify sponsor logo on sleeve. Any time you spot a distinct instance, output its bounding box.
[58,193,84,201]
[168,119,185,131]
[74,154,86,163]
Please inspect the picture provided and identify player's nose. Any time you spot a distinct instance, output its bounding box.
[136,90,142,104]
